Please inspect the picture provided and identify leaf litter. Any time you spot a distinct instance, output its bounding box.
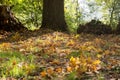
[0,30,120,80]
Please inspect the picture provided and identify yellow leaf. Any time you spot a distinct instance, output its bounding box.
[70,56,76,62]
[66,40,75,46]
[93,60,101,65]
[86,46,96,51]
[95,48,103,53]
[75,34,80,38]
[1,43,11,48]
[97,54,102,58]
[86,57,93,64]
[70,57,76,66]
[80,46,87,50]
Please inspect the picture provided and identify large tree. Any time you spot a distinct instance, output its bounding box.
[41,0,68,32]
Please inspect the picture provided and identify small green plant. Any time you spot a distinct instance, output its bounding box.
[65,71,77,80]
[0,51,36,78]
[67,51,80,58]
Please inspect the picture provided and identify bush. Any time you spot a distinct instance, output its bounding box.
[77,20,113,35]
[115,21,120,34]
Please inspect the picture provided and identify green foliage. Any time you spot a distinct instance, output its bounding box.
[65,71,77,80]
[65,0,81,32]
[12,0,43,30]
[95,0,120,28]
[1,0,119,32]
[1,0,43,30]
[68,51,80,58]
[0,51,36,78]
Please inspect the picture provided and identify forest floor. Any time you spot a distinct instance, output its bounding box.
[0,29,120,80]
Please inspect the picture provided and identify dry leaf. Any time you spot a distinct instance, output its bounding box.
[40,71,47,77]
[93,60,101,65]
[47,68,54,74]
[67,66,72,72]
[55,67,62,73]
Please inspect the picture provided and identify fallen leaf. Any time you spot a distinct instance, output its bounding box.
[55,67,62,73]
[40,71,47,77]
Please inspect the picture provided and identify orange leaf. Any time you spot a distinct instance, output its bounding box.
[50,59,60,65]
[47,68,54,74]
[104,50,110,55]
[92,65,97,71]
[55,67,62,73]
[67,66,72,72]
[40,71,47,77]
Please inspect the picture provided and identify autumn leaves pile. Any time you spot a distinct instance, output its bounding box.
[0,31,120,79]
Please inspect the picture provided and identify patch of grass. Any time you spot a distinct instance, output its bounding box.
[0,51,36,79]
[67,51,80,58]
[65,71,77,80]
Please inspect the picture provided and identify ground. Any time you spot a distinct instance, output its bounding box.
[0,29,120,80]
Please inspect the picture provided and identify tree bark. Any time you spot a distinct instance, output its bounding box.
[41,0,69,32]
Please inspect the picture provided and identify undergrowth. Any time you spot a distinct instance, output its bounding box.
[0,51,36,79]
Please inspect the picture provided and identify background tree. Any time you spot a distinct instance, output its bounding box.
[105,0,120,27]
[1,0,120,33]
[41,0,68,32]
[65,0,81,32]
[96,0,120,28]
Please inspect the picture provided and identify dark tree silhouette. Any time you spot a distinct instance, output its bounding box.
[0,5,26,31]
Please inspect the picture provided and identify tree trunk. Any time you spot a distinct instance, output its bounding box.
[0,5,27,32]
[41,0,69,32]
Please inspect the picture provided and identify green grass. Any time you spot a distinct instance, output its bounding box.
[0,51,36,78]
[65,71,77,80]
